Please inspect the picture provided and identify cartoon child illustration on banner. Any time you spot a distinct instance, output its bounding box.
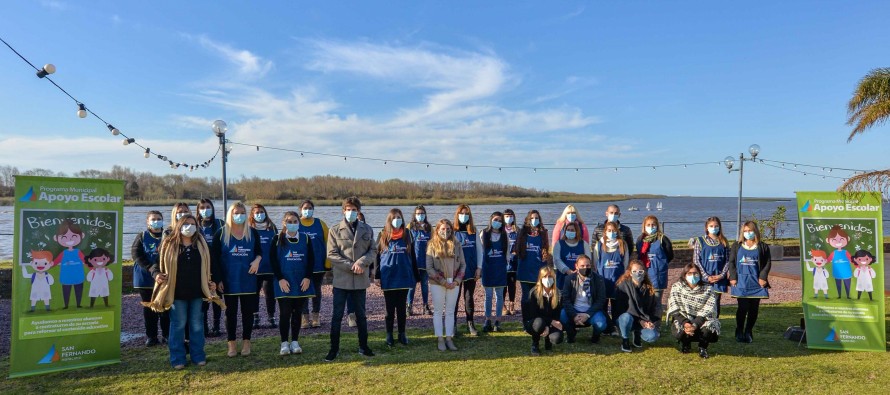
[86,248,115,308]
[826,225,853,299]
[852,250,877,301]
[805,249,830,299]
[53,219,87,309]
[21,250,56,312]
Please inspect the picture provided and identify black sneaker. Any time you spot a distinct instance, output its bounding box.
[744,332,753,343]
[359,347,375,357]
[385,333,395,347]
[620,339,632,353]
[632,332,643,348]
[268,318,278,329]
[145,337,160,347]
[590,333,601,344]
[493,321,502,332]
[253,315,262,329]
[699,347,709,359]
[531,345,541,356]
[323,350,339,362]
[482,320,493,333]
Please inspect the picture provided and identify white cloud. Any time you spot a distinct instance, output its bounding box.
[184,34,273,78]
[39,0,68,11]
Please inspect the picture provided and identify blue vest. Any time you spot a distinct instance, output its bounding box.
[596,243,625,299]
[481,231,508,288]
[517,234,544,284]
[200,219,223,248]
[273,234,315,299]
[58,249,85,285]
[409,227,431,270]
[456,230,478,281]
[506,228,519,272]
[299,219,328,273]
[556,240,586,290]
[379,236,415,290]
[134,230,161,289]
[220,235,259,295]
[731,245,769,298]
[698,237,728,293]
[254,227,276,275]
[638,237,669,290]
[830,248,853,280]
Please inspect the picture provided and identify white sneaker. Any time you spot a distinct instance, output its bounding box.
[290,340,303,354]
[279,342,291,355]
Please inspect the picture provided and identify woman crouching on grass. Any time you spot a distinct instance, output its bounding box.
[667,263,720,359]
[522,266,563,356]
[271,211,315,356]
[145,213,224,370]
[613,259,660,353]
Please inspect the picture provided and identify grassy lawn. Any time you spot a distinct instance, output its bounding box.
[2,301,889,393]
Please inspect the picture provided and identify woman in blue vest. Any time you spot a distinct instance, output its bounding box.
[503,208,520,315]
[635,215,674,319]
[553,221,590,290]
[212,202,262,357]
[296,199,329,329]
[375,208,418,346]
[479,211,508,332]
[515,210,551,306]
[593,221,630,334]
[271,211,315,356]
[197,198,225,337]
[249,203,278,329]
[453,204,481,336]
[407,205,432,316]
[728,221,771,343]
[131,210,169,346]
[692,216,730,316]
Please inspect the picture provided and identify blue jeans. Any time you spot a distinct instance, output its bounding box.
[617,312,659,343]
[484,287,505,318]
[407,270,430,306]
[330,288,368,351]
[168,298,205,367]
[560,309,607,335]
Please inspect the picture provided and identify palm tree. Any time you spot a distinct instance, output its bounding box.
[839,67,890,193]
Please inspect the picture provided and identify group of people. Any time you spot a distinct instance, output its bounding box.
[132,199,772,369]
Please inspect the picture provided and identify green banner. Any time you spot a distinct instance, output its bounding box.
[10,176,124,378]
[796,191,885,352]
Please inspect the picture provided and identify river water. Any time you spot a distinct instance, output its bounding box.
[2,196,889,260]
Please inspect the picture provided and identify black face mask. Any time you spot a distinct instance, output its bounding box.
[578,268,591,277]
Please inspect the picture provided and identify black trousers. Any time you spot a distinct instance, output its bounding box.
[672,320,719,348]
[524,317,563,346]
[303,272,327,314]
[224,294,258,341]
[255,274,276,319]
[504,272,517,303]
[330,288,369,352]
[138,289,169,339]
[736,298,761,334]
[383,289,409,334]
[278,298,307,342]
[455,279,477,323]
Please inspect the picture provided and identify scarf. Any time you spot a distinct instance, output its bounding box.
[392,228,404,240]
[605,239,620,251]
[639,233,659,268]
[254,223,267,230]
[666,281,720,334]
[143,240,225,312]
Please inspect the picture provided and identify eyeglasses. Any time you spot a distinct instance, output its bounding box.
[631,270,645,275]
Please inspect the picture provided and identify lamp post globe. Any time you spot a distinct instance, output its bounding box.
[723,156,735,170]
[748,144,760,158]
[211,120,227,137]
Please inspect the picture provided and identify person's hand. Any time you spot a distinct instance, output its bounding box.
[248,260,259,274]
[475,269,481,280]
[352,262,364,274]
[208,281,217,293]
[279,279,290,293]
[576,313,589,325]
[375,279,381,287]
[542,327,550,337]
[155,273,167,284]
[551,320,563,331]
[758,279,767,288]
[708,275,720,283]
[218,282,225,292]
[300,278,310,292]
[642,320,655,330]
[683,322,695,335]
[730,280,737,286]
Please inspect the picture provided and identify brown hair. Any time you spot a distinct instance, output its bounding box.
[704,216,728,247]
[617,259,655,296]
[453,204,476,235]
[738,221,761,244]
[827,225,849,240]
[517,209,551,261]
[601,221,626,255]
[378,208,412,254]
[342,196,362,211]
[248,203,275,229]
[56,219,84,237]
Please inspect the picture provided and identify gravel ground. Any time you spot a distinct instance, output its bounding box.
[0,267,804,356]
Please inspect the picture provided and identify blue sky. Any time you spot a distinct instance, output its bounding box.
[2,1,889,197]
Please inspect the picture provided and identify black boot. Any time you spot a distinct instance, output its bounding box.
[680,341,691,353]
[544,336,553,351]
[385,332,395,347]
[566,330,576,344]
[590,332,601,344]
[735,327,745,343]
[744,330,754,343]
[632,330,643,348]
[407,304,414,316]
[620,338,632,353]
[398,332,408,345]
[493,321,502,332]
[268,316,278,329]
[482,320,493,332]
[531,340,541,356]
[253,313,262,329]
[699,347,709,359]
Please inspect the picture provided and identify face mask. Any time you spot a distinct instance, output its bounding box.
[567,213,577,222]
[565,231,577,240]
[286,223,300,233]
[415,213,426,222]
[438,230,452,239]
[632,272,645,283]
[302,209,313,218]
[232,213,246,225]
[578,267,591,277]
[606,232,617,240]
[686,274,701,284]
[708,226,720,235]
[646,226,658,234]
[199,208,213,218]
[744,231,755,240]
[176,212,187,221]
[180,224,196,237]
[504,216,515,225]
[530,218,540,227]
[344,210,358,222]
[607,213,619,222]
[491,220,502,229]
[149,220,163,230]
[458,214,470,224]
[542,277,554,288]
[392,218,403,228]
[254,212,266,222]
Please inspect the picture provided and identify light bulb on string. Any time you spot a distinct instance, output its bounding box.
[123,138,135,146]
[256,146,260,151]
[107,124,119,135]
[76,103,87,118]
[36,63,55,78]
[144,148,150,158]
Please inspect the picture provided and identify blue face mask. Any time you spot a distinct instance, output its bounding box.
[301,209,313,218]
[567,213,577,222]
[491,220,502,229]
[232,213,246,225]
[504,216,515,225]
[530,218,540,227]
[708,226,720,235]
[415,213,426,222]
[199,208,213,218]
[565,230,577,240]
[458,214,470,224]
[646,226,658,234]
[149,220,163,230]
[392,218,403,228]
[607,232,617,240]
[686,274,701,285]
[285,223,300,233]
[344,210,358,222]
[744,231,756,240]
[254,212,266,222]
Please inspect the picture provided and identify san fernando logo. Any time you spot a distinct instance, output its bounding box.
[38,344,61,364]
[19,187,37,202]
[800,200,813,212]
[824,327,839,342]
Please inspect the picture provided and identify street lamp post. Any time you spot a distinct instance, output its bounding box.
[212,120,229,212]
[724,144,760,238]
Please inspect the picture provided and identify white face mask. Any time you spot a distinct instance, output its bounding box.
[344,210,358,222]
[504,216,515,225]
[607,213,619,222]
[302,209,313,218]
[391,218,403,228]
[542,277,554,288]
[606,231,617,240]
[646,226,658,234]
[458,214,470,224]
[708,226,720,235]
[744,231,756,240]
[566,213,577,222]
[530,218,540,227]
[180,224,197,237]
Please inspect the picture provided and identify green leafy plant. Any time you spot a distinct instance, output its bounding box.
[750,205,788,241]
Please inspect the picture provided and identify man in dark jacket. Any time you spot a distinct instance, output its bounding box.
[593,205,635,256]
[559,255,608,343]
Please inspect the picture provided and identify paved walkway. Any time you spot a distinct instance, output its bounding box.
[770,255,890,295]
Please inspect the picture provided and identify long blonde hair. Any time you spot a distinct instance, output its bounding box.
[428,219,458,258]
[170,202,191,223]
[222,202,251,247]
[557,204,584,225]
[532,266,560,309]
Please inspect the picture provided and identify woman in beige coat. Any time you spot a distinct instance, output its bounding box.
[426,219,466,351]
